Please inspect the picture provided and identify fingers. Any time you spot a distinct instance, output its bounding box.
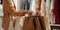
[26,10,32,15]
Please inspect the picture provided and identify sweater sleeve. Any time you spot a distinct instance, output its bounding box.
[6,0,26,16]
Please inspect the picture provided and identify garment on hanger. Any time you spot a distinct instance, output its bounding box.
[58,0,60,23]
[17,0,24,10]
[24,0,29,10]
[41,0,46,16]
[50,0,54,24]
[29,0,36,12]
[53,0,60,24]
[46,0,51,23]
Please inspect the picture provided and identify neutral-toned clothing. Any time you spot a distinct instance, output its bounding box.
[2,0,16,30]
[2,0,26,30]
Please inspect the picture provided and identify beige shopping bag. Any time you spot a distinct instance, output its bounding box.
[8,16,15,30]
[8,16,25,30]
[15,16,25,30]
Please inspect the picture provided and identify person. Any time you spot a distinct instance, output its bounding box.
[36,0,50,30]
[2,0,32,30]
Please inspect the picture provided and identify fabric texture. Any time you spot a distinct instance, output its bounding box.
[29,0,36,12]
[53,0,60,24]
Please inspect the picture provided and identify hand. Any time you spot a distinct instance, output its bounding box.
[18,9,27,16]
[26,10,32,15]
[36,11,41,16]
[18,9,32,16]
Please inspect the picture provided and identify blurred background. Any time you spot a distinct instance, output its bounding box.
[0,0,60,30]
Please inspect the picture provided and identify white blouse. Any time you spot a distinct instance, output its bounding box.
[13,0,24,10]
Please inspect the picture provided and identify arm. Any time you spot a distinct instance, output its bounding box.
[8,6,32,16]
[6,0,31,16]
[7,7,26,16]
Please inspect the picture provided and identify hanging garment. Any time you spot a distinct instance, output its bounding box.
[23,15,47,30]
[50,0,54,24]
[29,0,36,12]
[53,0,60,24]
[46,0,51,22]
[17,0,24,10]
[58,0,60,23]
[41,0,46,16]
[24,0,29,10]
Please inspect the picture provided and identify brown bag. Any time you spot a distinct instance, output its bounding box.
[23,16,34,30]
[34,16,42,30]
[23,16,43,30]
[38,16,46,30]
